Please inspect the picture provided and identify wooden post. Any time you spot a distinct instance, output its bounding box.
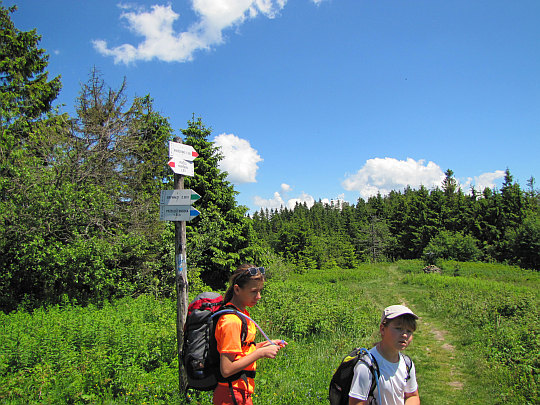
[173,137,189,395]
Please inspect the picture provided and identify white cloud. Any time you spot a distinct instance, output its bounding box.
[214,133,262,184]
[93,1,291,64]
[462,170,506,193]
[342,157,507,198]
[254,191,285,210]
[342,157,445,199]
[254,188,337,211]
[286,192,316,209]
[280,183,292,193]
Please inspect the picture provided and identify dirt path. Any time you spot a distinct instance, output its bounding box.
[364,265,467,402]
[420,320,464,390]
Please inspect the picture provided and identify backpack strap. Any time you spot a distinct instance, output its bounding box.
[400,353,412,382]
[220,304,252,347]
[357,351,380,402]
[213,305,257,388]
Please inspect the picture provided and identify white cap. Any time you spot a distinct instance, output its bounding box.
[381,305,418,324]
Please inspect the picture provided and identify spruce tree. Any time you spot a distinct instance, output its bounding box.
[0,4,65,310]
[0,4,61,134]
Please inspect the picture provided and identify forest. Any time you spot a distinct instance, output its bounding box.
[251,167,539,272]
[1,3,539,313]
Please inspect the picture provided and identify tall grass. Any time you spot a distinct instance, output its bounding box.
[248,265,382,404]
[0,296,181,404]
[399,260,539,404]
[0,261,537,404]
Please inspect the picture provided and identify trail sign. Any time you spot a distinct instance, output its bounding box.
[168,158,194,176]
[160,205,200,221]
[169,141,199,161]
[160,190,201,205]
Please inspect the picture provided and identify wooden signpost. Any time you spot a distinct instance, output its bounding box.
[160,139,200,395]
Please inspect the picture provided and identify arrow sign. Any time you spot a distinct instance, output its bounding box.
[160,190,201,205]
[169,141,198,161]
[168,158,194,176]
[159,206,200,221]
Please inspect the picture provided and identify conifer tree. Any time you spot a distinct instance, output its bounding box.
[0,4,61,135]
[500,169,524,231]
[0,4,65,310]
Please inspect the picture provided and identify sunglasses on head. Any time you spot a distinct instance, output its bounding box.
[245,266,265,276]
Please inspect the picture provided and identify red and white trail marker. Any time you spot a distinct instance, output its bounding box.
[168,158,194,176]
[169,141,199,161]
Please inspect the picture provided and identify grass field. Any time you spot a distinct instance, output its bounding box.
[0,260,538,404]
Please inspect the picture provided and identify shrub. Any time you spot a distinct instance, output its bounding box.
[423,231,482,262]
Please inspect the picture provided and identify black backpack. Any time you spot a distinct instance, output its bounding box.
[328,347,412,405]
[182,292,255,392]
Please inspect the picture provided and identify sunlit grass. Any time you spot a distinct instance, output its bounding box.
[0,261,537,404]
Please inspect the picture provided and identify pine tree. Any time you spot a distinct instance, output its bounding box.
[0,4,66,310]
[0,4,61,135]
[500,169,524,230]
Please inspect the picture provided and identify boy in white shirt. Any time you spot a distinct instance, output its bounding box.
[348,305,420,405]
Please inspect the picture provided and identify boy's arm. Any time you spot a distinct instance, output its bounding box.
[404,389,420,404]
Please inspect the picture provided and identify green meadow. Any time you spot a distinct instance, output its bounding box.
[1,261,538,404]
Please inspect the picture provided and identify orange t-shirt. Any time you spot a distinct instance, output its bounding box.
[214,308,257,393]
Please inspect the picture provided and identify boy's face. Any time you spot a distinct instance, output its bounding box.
[380,316,414,351]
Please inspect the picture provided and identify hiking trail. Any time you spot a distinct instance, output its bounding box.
[360,264,466,402]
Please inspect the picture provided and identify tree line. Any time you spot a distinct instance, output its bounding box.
[251,169,539,272]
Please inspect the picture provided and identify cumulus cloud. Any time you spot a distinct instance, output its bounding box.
[254,188,336,211]
[93,1,297,64]
[342,157,446,199]
[214,133,262,184]
[254,191,285,210]
[342,157,506,198]
[280,183,292,193]
[286,192,316,209]
[462,170,506,193]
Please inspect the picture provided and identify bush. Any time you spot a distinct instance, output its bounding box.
[507,213,540,270]
[423,231,482,262]
[253,278,376,338]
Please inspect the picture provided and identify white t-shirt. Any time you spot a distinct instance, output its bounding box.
[349,347,418,405]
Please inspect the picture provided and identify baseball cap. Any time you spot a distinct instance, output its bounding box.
[381,305,418,324]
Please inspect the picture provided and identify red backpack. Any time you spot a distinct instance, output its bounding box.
[182,292,253,391]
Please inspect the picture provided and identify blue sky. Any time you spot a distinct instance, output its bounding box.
[6,0,540,212]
